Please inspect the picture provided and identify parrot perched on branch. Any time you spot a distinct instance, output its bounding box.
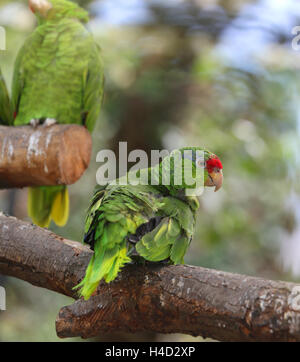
[0,67,12,125]
[12,0,104,228]
[75,147,223,300]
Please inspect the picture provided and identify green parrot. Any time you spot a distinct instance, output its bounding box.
[75,147,223,300]
[0,67,12,125]
[12,0,104,228]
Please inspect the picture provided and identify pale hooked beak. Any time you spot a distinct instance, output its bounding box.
[29,0,52,16]
[205,169,223,192]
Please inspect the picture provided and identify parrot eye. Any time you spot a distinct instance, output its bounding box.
[196,159,206,168]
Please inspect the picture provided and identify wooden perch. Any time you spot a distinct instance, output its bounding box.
[1,213,300,341]
[0,125,92,188]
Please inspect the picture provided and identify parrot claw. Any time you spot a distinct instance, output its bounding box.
[44,118,57,127]
[29,119,39,128]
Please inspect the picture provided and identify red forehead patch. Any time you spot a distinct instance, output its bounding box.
[206,156,223,173]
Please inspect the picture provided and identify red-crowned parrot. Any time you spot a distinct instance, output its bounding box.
[75,147,223,300]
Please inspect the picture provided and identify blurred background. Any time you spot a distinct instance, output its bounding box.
[1,0,300,342]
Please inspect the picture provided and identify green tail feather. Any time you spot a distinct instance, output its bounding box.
[28,186,69,228]
[74,239,131,300]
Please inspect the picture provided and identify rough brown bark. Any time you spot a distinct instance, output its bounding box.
[0,213,300,341]
[0,125,92,188]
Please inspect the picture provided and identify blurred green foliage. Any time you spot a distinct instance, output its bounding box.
[1,0,300,341]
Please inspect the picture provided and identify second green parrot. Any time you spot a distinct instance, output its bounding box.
[12,0,104,228]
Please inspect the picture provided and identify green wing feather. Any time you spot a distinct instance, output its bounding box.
[75,185,163,300]
[0,67,12,125]
[11,37,30,122]
[136,197,195,264]
[75,184,196,300]
[83,43,104,132]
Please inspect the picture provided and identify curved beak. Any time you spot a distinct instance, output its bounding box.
[29,0,52,16]
[205,169,223,192]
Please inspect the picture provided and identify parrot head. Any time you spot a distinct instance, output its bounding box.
[177,147,223,192]
[203,152,223,192]
[28,0,89,22]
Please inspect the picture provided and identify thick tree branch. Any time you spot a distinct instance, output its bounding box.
[0,125,92,188]
[0,214,300,341]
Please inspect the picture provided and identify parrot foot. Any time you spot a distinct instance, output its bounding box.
[29,119,39,128]
[44,118,57,127]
